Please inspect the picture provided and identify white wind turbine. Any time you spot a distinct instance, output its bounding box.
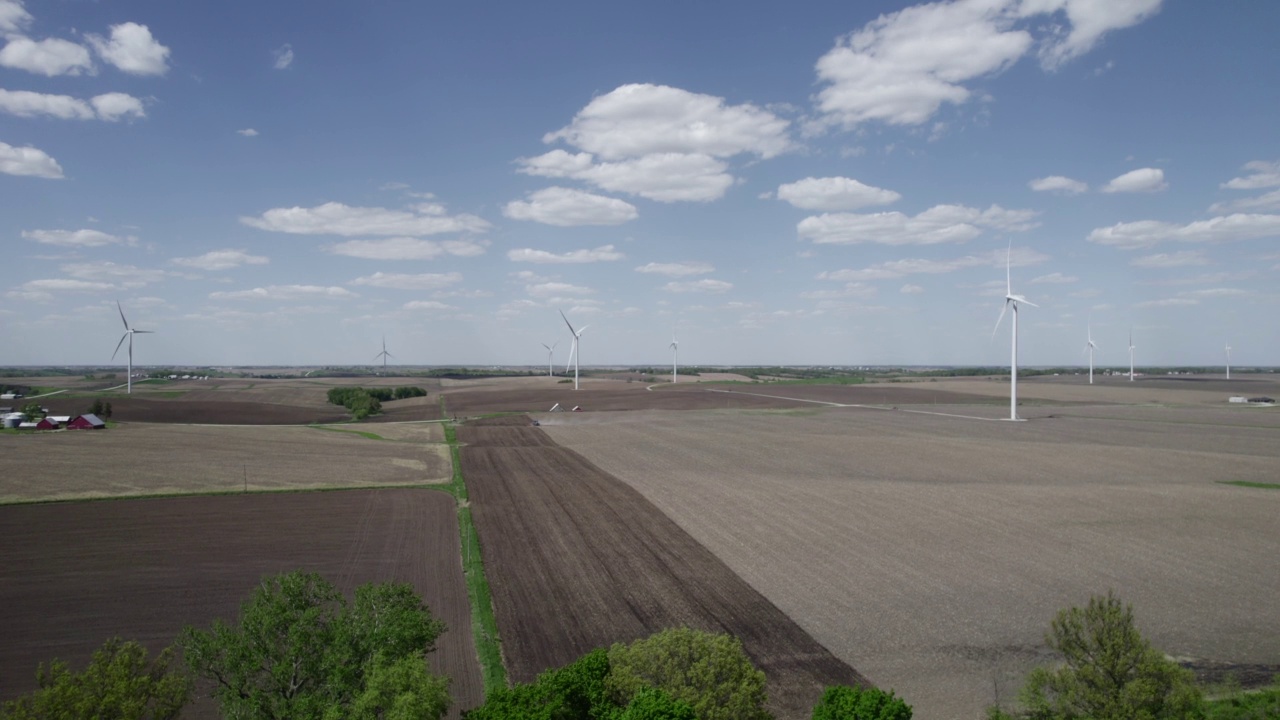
[1128,329,1136,382]
[560,310,588,390]
[112,301,154,394]
[993,244,1037,421]
[1225,343,1232,380]
[670,330,679,384]
[1084,321,1098,385]
[374,336,393,370]
[541,341,558,378]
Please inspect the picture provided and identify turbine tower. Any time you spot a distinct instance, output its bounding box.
[993,244,1037,421]
[1128,329,1135,382]
[541,341,557,378]
[670,330,679,384]
[559,310,587,390]
[112,301,154,394]
[1084,321,1098,385]
[374,336,393,370]
[1225,343,1232,380]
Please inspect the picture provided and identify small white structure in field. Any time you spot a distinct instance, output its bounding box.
[1229,396,1247,403]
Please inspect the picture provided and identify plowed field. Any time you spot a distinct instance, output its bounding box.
[0,489,482,719]
[459,417,866,720]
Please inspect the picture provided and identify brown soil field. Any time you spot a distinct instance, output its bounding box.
[40,396,351,424]
[0,489,482,719]
[0,424,451,504]
[542,407,1280,720]
[888,374,1280,407]
[442,383,808,415]
[359,421,446,443]
[459,418,867,720]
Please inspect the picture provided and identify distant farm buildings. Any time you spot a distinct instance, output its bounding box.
[3,413,105,431]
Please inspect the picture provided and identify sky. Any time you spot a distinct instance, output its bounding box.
[2,0,1277,368]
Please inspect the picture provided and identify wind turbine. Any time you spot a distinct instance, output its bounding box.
[993,244,1037,421]
[670,330,679,384]
[541,341,557,378]
[374,336,393,370]
[1225,343,1232,380]
[1128,329,1135,382]
[1084,321,1098,385]
[112,301,154,394]
[559,310,587,390]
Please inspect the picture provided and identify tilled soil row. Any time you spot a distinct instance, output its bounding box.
[460,420,867,720]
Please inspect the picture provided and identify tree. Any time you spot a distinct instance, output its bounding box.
[617,688,698,720]
[462,648,612,720]
[1008,591,1202,720]
[606,627,770,720]
[181,571,449,720]
[89,398,104,415]
[19,401,43,419]
[810,685,912,720]
[103,401,113,418]
[0,637,191,720]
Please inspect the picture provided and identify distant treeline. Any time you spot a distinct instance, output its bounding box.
[326,386,427,419]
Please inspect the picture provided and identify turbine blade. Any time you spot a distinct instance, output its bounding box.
[117,300,129,331]
[992,300,1009,339]
[112,333,128,360]
[559,309,576,335]
[133,329,154,334]
[1005,241,1012,296]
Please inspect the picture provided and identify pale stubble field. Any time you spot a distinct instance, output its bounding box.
[541,405,1280,720]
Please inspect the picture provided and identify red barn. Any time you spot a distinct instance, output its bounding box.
[35,417,61,430]
[67,414,106,430]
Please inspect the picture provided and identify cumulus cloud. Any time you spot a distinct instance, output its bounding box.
[87,22,170,75]
[811,0,1161,131]
[1100,167,1167,193]
[1028,175,1088,194]
[507,245,625,264]
[272,43,293,69]
[503,186,638,226]
[172,249,269,271]
[798,203,1037,245]
[0,36,93,75]
[819,246,1049,282]
[776,176,901,210]
[326,237,487,260]
[90,92,145,121]
[349,272,462,290]
[634,261,714,277]
[7,277,113,301]
[237,128,259,137]
[519,149,734,203]
[662,279,733,293]
[61,260,166,287]
[403,300,455,311]
[526,282,593,298]
[1209,188,1280,214]
[1136,297,1197,308]
[243,201,489,236]
[1221,159,1280,190]
[210,285,357,301]
[0,0,33,34]
[900,284,924,294]
[0,89,144,120]
[1129,251,1209,268]
[0,140,62,178]
[22,228,137,246]
[1087,214,1280,249]
[1030,272,1078,284]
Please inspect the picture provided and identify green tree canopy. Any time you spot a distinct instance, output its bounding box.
[0,637,191,720]
[810,685,912,720]
[182,571,449,720]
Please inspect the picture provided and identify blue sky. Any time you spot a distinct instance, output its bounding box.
[2,0,1277,368]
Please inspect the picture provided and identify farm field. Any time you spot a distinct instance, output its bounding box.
[541,404,1280,720]
[0,489,483,719]
[459,417,867,720]
[0,423,451,503]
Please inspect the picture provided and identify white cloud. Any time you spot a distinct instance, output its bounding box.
[1181,287,1247,299]
[237,128,259,137]
[1026,0,1164,70]
[326,237,487,260]
[1136,297,1197,308]
[243,201,489,236]
[519,150,733,203]
[0,1,33,35]
[1221,160,1280,190]
[634,261,714,277]
[0,36,93,76]
[0,140,62,178]
[1028,175,1088,194]
[798,203,1037,245]
[801,282,876,300]
[527,281,593,297]
[662,279,733,294]
[172,249,269,271]
[89,92,145,121]
[1030,272,1078,284]
[0,89,144,121]
[87,22,170,76]
[1100,167,1167,193]
[503,186,638,226]
[776,176,901,210]
[1130,251,1208,268]
[403,300,455,311]
[61,261,166,287]
[349,272,462,290]
[1088,214,1280,249]
[900,284,924,294]
[819,246,1049,281]
[272,43,293,70]
[22,228,136,246]
[6,278,114,301]
[507,245,625,264]
[1209,188,1280,214]
[210,285,357,301]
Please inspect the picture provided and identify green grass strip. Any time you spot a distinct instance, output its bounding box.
[444,422,507,694]
[1217,480,1280,490]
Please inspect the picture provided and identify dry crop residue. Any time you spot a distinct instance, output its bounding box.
[459,416,866,720]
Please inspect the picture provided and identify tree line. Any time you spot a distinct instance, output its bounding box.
[326,386,428,419]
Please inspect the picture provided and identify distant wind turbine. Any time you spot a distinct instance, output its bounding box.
[670,330,679,384]
[1128,329,1135,382]
[993,243,1037,421]
[560,310,588,390]
[1084,321,1098,385]
[541,341,557,378]
[112,300,154,394]
[1225,343,1232,380]
[374,336,393,370]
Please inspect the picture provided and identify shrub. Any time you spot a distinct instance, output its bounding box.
[618,688,698,720]
[393,386,428,400]
[462,648,611,720]
[811,685,912,720]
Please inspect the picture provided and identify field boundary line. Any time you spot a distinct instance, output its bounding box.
[705,388,1008,421]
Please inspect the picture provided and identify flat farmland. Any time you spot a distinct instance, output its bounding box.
[459,418,867,720]
[0,424,451,503]
[0,489,482,719]
[441,381,807,415]
[541,406,1280,720]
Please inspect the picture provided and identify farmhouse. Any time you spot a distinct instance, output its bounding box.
[67,414,106,430]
